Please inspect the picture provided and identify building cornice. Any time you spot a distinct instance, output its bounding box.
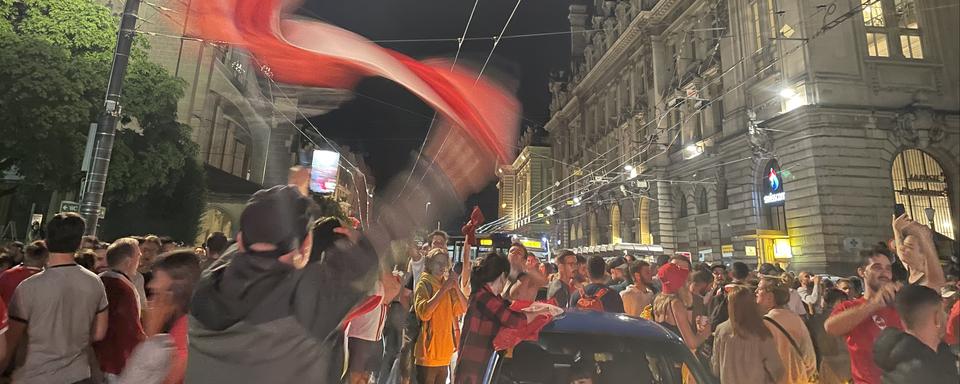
[546,0,690,131]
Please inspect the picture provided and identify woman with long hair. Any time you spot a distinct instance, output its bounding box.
[454,252,529,384]
[651,257,711,351]
[712,286,785,383]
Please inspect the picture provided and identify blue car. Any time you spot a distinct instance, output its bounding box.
[480,310,716,384]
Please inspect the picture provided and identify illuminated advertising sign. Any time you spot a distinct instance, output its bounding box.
[763,167,785,204]
[310,150,340,194]
[520,240,543,250]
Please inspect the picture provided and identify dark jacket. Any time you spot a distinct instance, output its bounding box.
[569,283,625,313]
[873,328,960,384]
[185,238,380,383]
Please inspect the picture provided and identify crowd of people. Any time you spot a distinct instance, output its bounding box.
[0,179,957,384]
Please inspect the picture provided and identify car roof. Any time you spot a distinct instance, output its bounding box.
[539,310,685,345]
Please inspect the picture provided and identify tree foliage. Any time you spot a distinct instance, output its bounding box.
[1,0,207,240]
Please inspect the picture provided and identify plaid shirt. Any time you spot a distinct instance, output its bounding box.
[454,285,527,384]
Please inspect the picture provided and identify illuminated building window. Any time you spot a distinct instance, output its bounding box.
[892,149,954,240]
[751,1,763,50]
[862,0,886,27]
[766,0,778,39]
[862,0,924,59]
[901,35,923,59]
[866,32,890,57]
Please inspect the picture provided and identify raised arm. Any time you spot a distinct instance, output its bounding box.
[672,299,710,350]
[414,277,456,321]
[460,241,472,294]
[825,286,892,336]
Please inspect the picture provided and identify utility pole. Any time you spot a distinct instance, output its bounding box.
[79,0,142,234]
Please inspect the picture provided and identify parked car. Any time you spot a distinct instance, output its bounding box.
[481,310,716,384]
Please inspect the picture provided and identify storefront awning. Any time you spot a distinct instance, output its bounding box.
[732,229,789,242]
[571,243,664,255]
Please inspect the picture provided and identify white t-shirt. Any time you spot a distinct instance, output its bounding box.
[408,257,425,281]
[347,282,387,341]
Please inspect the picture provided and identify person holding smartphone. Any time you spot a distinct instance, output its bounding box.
[892,210,946,290]
[412,248,467,384]
[825,245,904,384]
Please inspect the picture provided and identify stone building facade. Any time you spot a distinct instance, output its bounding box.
[497,129,554,237]
[102,0,352,238]
[542,0,958,273]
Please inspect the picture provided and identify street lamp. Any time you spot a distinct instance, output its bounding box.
[425,201,431,215]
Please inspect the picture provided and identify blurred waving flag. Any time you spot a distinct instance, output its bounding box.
[183,0,519,167]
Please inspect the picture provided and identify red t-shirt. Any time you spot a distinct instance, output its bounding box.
[0,266,42,304]
[170,315,189,361]
[93,273,146,374]
[946,300,960,346]
[0,299,8,335]
[831,297,903,384]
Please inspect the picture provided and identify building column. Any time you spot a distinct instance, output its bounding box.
[653,180,676,254]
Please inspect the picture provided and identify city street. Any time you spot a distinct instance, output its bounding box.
[0,0,958,383]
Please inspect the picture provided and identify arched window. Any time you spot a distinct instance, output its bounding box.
[717,181,729,210]
[677,193,689,218]
[610,204,622,244]
[892,149,954,240]
[761,160,787,232]
[639,198,652,245]
[697,188,709,214]
[589,212,599,246]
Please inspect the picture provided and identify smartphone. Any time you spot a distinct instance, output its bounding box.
[894,203,906,217]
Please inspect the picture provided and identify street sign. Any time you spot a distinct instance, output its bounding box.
[59,201,106,219]
[721,244,734,258]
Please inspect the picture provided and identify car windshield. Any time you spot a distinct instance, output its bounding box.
[493,334,708,384]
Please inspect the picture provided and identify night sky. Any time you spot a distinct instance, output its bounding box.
[300,0,571,230]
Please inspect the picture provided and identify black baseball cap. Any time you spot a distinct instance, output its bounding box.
[239,185,313,257]
[607,256,627,271]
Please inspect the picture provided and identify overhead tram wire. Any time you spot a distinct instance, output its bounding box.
[407,0,525,197]
[138,2,579,170]
[135,1,372,218]
[263,76,373,225]
[507,0,880,225]
[391,0,481,205]
[495,0,884,231]
[514,0,863,215]
[495,6,878,233]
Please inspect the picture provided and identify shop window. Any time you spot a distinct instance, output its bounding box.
[892,149,954,240]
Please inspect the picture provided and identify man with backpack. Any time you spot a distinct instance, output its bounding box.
[569,256,624,313]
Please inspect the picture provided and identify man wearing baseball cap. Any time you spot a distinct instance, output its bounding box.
[186,185,381,383]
